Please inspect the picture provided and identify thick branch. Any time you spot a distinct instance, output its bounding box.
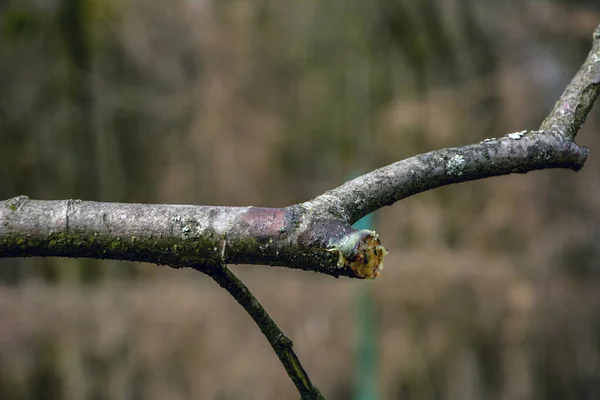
[204,265,324,400]
[2,25,600,277]
[0,196,386,278]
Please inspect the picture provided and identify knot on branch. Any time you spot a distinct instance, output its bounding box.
[327,230,388,279]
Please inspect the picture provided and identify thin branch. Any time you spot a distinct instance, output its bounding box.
[202,264,324,400]
[305,130,588,225]
[306,26,600,225]
[540,25,600,139]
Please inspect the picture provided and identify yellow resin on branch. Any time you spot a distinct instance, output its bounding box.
[327,230,388,279]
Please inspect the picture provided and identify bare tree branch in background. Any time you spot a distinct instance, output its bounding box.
[1,24,599,400]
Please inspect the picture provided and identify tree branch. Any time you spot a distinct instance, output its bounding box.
[1,21,599,400]
[0,30,599,279]
[305,130,588,225]
[203,264,324,400]
[540,25,600,139]
[305,25,600,225]
[0,198,386,278]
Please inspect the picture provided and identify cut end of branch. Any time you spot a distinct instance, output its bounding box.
[328,230,388,279]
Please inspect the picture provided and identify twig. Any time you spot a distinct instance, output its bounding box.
[203,264,325,400]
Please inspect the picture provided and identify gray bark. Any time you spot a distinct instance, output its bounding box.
[2,26,600,280]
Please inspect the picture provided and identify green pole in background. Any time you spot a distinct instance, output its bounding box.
[352,173,378,400]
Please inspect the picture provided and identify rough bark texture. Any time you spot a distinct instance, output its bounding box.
[5,32,595,274]
[540,25,600,139]
[306,130,588,225]
[0,197,386,278]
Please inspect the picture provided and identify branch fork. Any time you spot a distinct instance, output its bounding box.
[2,23,600,400]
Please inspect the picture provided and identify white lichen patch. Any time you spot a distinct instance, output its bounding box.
[482,138,497,143]
[446,155,466,176]
[507,130,526,140]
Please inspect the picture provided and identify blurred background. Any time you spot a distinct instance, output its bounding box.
[1,0,600,399]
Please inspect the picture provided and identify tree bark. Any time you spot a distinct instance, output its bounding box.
[1,22,600,400]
